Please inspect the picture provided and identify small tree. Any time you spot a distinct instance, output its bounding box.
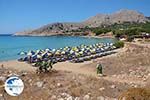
[36,61,53,73]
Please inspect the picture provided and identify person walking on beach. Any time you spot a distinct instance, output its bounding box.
[96,63,103,76]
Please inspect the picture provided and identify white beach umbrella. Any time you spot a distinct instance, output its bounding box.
[37,55,42,59]
[19,51,26,55]
[70,50,74,54]
[45,48,50,52]
[27,52,33,56]
[61,51,66,55]
[52,49,56,52]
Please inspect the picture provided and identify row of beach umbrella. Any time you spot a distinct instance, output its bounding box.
[18,42,117,64]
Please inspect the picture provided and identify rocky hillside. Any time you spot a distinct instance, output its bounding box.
[15,9,150,36]
[84,9,149,27]
[15,22,86,36]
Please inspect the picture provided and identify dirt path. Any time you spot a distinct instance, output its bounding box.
[1,60,145,85]
[54,61,146,85]
[0,60,36,72]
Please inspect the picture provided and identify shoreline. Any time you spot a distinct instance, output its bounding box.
[13,32,115,38]
[0,48,122,73]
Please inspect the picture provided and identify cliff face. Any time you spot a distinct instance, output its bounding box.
[15,9,150,36]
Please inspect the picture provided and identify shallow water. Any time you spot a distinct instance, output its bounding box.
[0,35,115,61]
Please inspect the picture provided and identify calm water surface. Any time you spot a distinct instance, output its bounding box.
[0,35,115,61]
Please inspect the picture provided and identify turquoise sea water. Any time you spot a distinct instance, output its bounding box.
[0,35,115,61]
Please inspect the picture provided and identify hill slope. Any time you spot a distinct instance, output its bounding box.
[15,9,149,36]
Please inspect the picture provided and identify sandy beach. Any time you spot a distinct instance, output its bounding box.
[0,42,150,99]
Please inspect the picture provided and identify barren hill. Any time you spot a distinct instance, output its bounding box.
[15,9,150,36]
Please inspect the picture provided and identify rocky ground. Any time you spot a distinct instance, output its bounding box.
[0,68,130,100]
[0,42,150,100]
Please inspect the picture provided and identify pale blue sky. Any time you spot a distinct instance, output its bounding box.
[0,0,150,34]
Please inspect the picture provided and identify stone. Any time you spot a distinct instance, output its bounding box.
[0,76,6,81]
[134,84,138,88]
[130,71,136,76]
[58,98,64,100]
[99,87,105,91]
[57,83,62,87]
[110,85,116,89]
[122,97,126,100]
[129,82,133,84]
[0,94,3,97]
[61,92,68,96]
[0,64,4,68]
[28,79,32,83]
[51,95,57,100]
[74,97,80,100]
[67,96,73,100]
[21,72,27,76]
[36,81,44,88]
[83,95,90,100]
[112,98,118,100]
[143,78,147,81]
[7,70,12,74]
[72,76,76,80]
[0,97,4,100]
[0,94,4,100]
[98,74,103,77]
[112,74,117,77]
[137,75,142,78]
[97,96,105,100]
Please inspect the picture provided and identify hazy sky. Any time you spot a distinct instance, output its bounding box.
[0,0,150,34]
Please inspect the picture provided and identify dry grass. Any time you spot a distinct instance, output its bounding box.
[70,86,85,97]
[118,88,150,100]
[0,80,4,86]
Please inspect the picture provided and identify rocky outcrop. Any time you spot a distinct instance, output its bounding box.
[15,9,150,36]
[15,22,86,36]
[84,9,149,27]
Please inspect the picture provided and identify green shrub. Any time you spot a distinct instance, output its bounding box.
[127,36,134,42]
[114,41,124,48]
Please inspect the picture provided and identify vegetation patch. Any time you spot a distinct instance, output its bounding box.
[113,41,124,48]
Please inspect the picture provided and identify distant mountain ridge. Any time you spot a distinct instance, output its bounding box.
[15,9,150,36]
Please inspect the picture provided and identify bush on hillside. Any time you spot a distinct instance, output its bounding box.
[114,41,124,48]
